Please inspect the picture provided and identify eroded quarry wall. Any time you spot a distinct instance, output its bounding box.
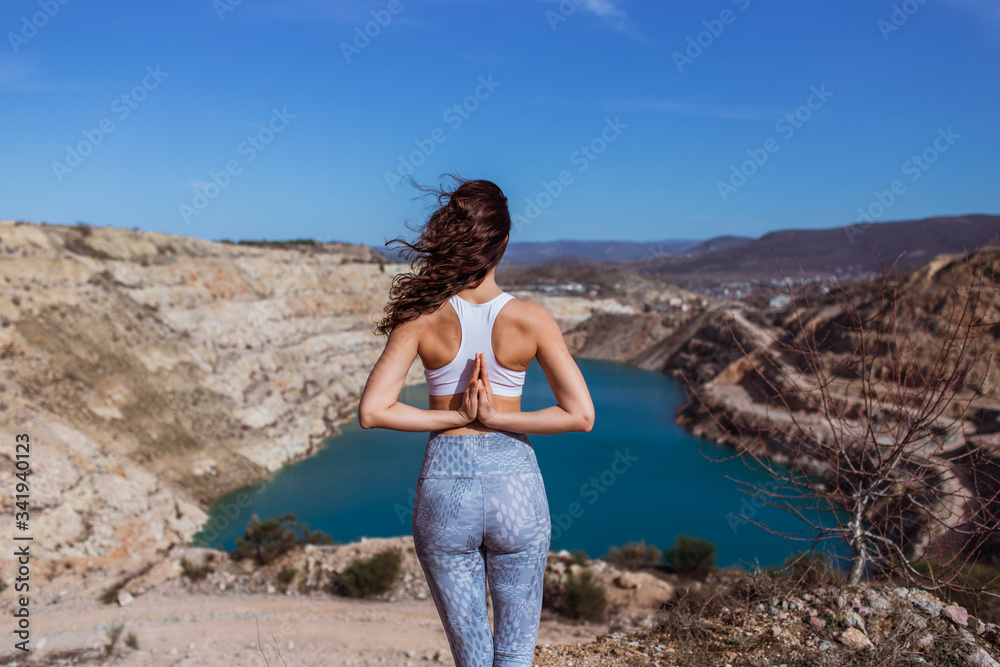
[0,221,412,563]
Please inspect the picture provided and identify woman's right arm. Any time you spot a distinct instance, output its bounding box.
[488,301,595,436]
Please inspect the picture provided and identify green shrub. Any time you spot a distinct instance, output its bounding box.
[664,535,716,577]
[278,564,297,586]
[180,556,214,582]
[124,632,139,650]
[297,521,335,546]
[104,622,124,658]
[340,547,403,598]
[570,548,590,567]
[99,580,124,605]
[542,571,562,613]
[233,512,297,565]
[562,569,607,621]
[605,539,662,570]
[232,512,334,566]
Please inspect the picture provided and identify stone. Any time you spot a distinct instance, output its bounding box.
[838,627,873,650]
[844,611,866,634]
[916,633,935,651]
[901,608,929,631]
[866,591,892,614]
[943,604,969,627]
[912,597,943,617]
[614,573,642,589]
[117,589,134,607]
[809,617,827,629]
[966,646,1000,667]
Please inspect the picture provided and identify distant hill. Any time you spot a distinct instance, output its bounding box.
[502,239,699,263]
[369,238,700,264]
[680,235,754,255]
[624,213,1000,284]
[368,214,1000,294]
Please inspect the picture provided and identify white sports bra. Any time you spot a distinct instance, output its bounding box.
[424,291,527,397]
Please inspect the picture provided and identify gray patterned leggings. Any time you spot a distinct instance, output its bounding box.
[411,429,552,667]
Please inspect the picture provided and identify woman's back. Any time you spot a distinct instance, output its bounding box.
[359,176,593,438]
[422,290,533,383]
[421,286,538,435]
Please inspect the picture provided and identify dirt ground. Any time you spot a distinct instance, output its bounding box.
[15,582,608,666]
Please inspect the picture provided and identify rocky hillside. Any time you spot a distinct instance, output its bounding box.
[0,221,417,569]
[0,220,665,576]
[534,570,1000,666]
[3,219,990,570]
[2,219,997,664]
[565,243,1000,562]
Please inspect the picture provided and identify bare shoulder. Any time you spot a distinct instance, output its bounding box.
[389,317,427,343]
[510,296,549,318]
[407,300,457,360]
[389,308,435,345]
[506,297,560,336]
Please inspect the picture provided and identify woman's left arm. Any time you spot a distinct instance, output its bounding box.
[357,318,476,432]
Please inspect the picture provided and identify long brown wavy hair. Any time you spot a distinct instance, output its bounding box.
[373,175,511,337]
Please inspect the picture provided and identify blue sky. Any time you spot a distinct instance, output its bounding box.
[1,0,998,248]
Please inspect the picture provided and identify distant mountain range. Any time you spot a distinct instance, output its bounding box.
[619,213,1000,283]
[370,214,1000,289]
[370,238,704,264]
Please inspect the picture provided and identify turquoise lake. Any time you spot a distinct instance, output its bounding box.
[193,357,847,569]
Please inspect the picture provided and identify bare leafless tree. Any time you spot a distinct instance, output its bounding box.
[684,241,1000,598]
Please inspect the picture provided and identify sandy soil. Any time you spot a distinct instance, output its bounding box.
[17,586,606,666]
[2,536,677,666]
